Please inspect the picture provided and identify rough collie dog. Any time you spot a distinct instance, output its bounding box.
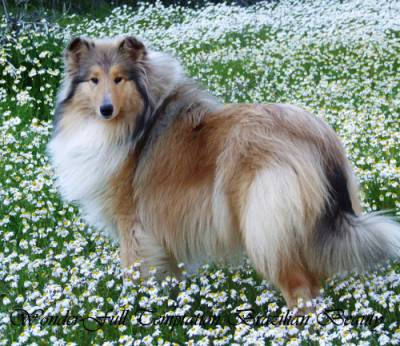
[47,36,400,308]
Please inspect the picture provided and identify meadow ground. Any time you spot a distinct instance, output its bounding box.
[0,0,399,345]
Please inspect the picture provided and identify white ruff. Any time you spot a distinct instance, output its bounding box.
[47,119,130,238]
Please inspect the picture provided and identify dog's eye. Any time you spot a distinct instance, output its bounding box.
[114,77,122,84]
[90,78,99,85]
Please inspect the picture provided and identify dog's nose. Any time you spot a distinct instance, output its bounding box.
[100,104,114,118]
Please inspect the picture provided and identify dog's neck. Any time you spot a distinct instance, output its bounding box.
[133,76,222,162]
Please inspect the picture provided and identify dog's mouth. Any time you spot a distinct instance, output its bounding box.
[100,113,115,120]
[97,108,120,121]
[97,113,117,121]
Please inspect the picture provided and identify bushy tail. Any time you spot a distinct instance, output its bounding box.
[314,212,400,276]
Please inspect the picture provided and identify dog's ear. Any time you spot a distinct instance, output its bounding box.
[64,37,91,72]
[119,36,145,61]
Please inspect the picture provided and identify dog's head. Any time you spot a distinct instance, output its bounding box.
[57,36,153,137]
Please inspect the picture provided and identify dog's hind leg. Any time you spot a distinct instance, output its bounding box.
[241,165,322,309]
[276,259,321,309]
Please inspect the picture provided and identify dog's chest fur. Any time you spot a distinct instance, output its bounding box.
[47,120,130,238]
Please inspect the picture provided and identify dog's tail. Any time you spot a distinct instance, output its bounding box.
[314,212,400,276]
[312,162,400,276]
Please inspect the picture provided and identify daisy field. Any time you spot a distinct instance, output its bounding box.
[0,0,399,344]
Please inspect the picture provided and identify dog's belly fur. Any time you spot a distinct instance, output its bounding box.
[135,167,243,270]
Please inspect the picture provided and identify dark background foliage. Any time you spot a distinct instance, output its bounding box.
[0,0,274,36]
[1,0,264,20]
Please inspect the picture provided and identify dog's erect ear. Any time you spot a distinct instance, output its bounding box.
[119,36,145,61]
[64,37,91,72]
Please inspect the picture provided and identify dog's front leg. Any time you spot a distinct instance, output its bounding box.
[118,215,141,274]
[118,216,180,280]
